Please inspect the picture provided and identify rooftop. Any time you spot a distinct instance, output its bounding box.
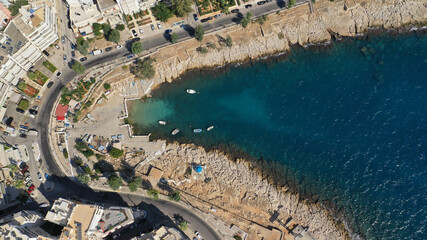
[55,104,69,118]
[45,198,76,226]
[1,22,28,55]
[97,0,118,11]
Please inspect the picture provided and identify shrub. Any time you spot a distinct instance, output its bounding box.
[257,15,268,25]
[63,149,69,158]
[109,147,124,158]
[225,35,233,47]
[14,179,24,189]
[93,23,103,36]
[77,174,90,184]
[131,58,156,79]
[76,37,90,55]
[197,47,208,54]
[72,61,85,74]
[128,176,143,192]
[288,0,296,7]
[194,25,204,42]
[147,189,159,199]
[18,99,29,110]
[103,83,111,90]
[43,61,57,73]
[151,2,173,22]
[179,221,188,230]
[108,29,120,43]
[116,24,125,31]
[131,41,143,54]
[107,174,123,190]
[278,32,285,39]
[169,190,180,202]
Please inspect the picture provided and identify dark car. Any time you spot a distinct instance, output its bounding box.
[126,54,135,59]
[42,50,50,57]
[231,9,240,13]
[201,18,209,23]
[71,51,75,58]
[165,29,172,34]
[257,1,267,5]
[16,108,24,113]
[193,14,199,21]
[80,57,87,62]
[21,165,28,174]
[207,16,213,20]
[29,109,38,115]
[131,29,137,37]
[47,82,54,88]
[245,4,253,8]
[105,47,113,52]
[20,134,27,138]
[70,43,75,49]
[56,71,62,77]
[214,14,221,18]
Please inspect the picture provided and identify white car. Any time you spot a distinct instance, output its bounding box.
[157,22,162,29]
[194,231,202,239]
[116,45,122,49]
[139,28,143,34]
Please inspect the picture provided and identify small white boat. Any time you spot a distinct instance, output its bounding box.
[158,121,167,125]
[186,89,196,94]
[193,129,202,133]
[171,129,179,135]
[207,126,214,131]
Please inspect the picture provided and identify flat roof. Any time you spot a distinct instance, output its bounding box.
[97,0,117,11]
[64,204,97,240]
[2,22,28,55]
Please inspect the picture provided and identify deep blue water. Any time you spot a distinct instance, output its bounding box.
[128,33,427,240]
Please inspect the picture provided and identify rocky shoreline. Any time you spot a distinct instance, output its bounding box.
[122,1,427,239]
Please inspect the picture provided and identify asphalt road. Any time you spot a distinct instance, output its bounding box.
[34,1,309,239]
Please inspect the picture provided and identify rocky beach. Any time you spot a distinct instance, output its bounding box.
[84,0,427,239]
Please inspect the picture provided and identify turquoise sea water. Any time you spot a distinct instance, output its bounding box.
[128,32,427,239]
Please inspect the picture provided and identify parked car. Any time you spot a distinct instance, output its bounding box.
[150,24,155,31]
[3,132,9,136]
[131,29,137,37]
[16,108,24,113]
[47,82,54,88]
[18,129,27,135]
[70,43,75,49]
[37,172,43,180]
[27,184,35,194]
[139,28,143,34]
[63,54,67,61]
[231,9,240,13]
[42,50,50,57]
[126,54,135,59]
[257,1,267,5]
[80,57,87,62]
[194,231,202,239]
[157,22,162,29]
[71,51,75,58]
[201,18,209,23]
[245,4,253,8]
[56,71,62,77]
[116,45,122,49]
[55,44,60,49]
[105,47,113,52]
[32,106,38,110]
[20,125,28,129]
[20,134,27,138]
[193,14,199,21]
[25,180,33,187]
[214,14,221,18]
[21,166,28,174]
[61,36,65,43]
[165,29,172,34]
[29,109,38,115]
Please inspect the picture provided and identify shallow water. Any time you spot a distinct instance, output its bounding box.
[128,33,427,240]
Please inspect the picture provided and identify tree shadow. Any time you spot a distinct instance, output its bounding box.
[93,160,115,175]
[141,179,152,190]
[120,160,135,182]
[183,24,195,37]
[276,0,286,8]
[157,181,173,194]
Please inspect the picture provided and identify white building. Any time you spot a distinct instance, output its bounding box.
[0,210,56,240]
[0,2,58,117]
[138,0,158,12]
[45,198,76,226]
[117,0,140,15]
[67,0,103,38]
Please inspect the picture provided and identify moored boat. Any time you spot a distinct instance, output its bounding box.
[171,129,179,135]
[193,129,202,133]
[158,121,167,125]
[186,89,196,94]
[207,126,214,131]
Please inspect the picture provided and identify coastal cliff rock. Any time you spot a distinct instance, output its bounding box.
[150,0,426,84]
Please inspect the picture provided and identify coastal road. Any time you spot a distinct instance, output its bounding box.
[34,0,309,239]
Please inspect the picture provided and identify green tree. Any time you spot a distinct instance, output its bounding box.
[109,147,124,158]
[63,149,69,158]
[169,190,181,202]
[116,24,125,31]
[107,173,123,190]
[131,41,143,54]
[72,61,85,74]
[8,0,29,16]
[14,179,24,189]
[171,33,178,44]
[241,12,252,28]
[225,35,233,47]
[108,29,121,43]
[102,24,112,36]
[92,23,103,36]
[179,221,188,230]
[128,176,143,192]
[151,2,174,22]
[8,164,19,173]
[103,83,111,90]
[17,192,29,202]
[257,15,268,25]
[288,0,296,7]
[131,58,156,79]
[147,189,159,199]
[77,174,90,184]
[171,0,193,17]
[76,37,90,55]
[194,25,204,42]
